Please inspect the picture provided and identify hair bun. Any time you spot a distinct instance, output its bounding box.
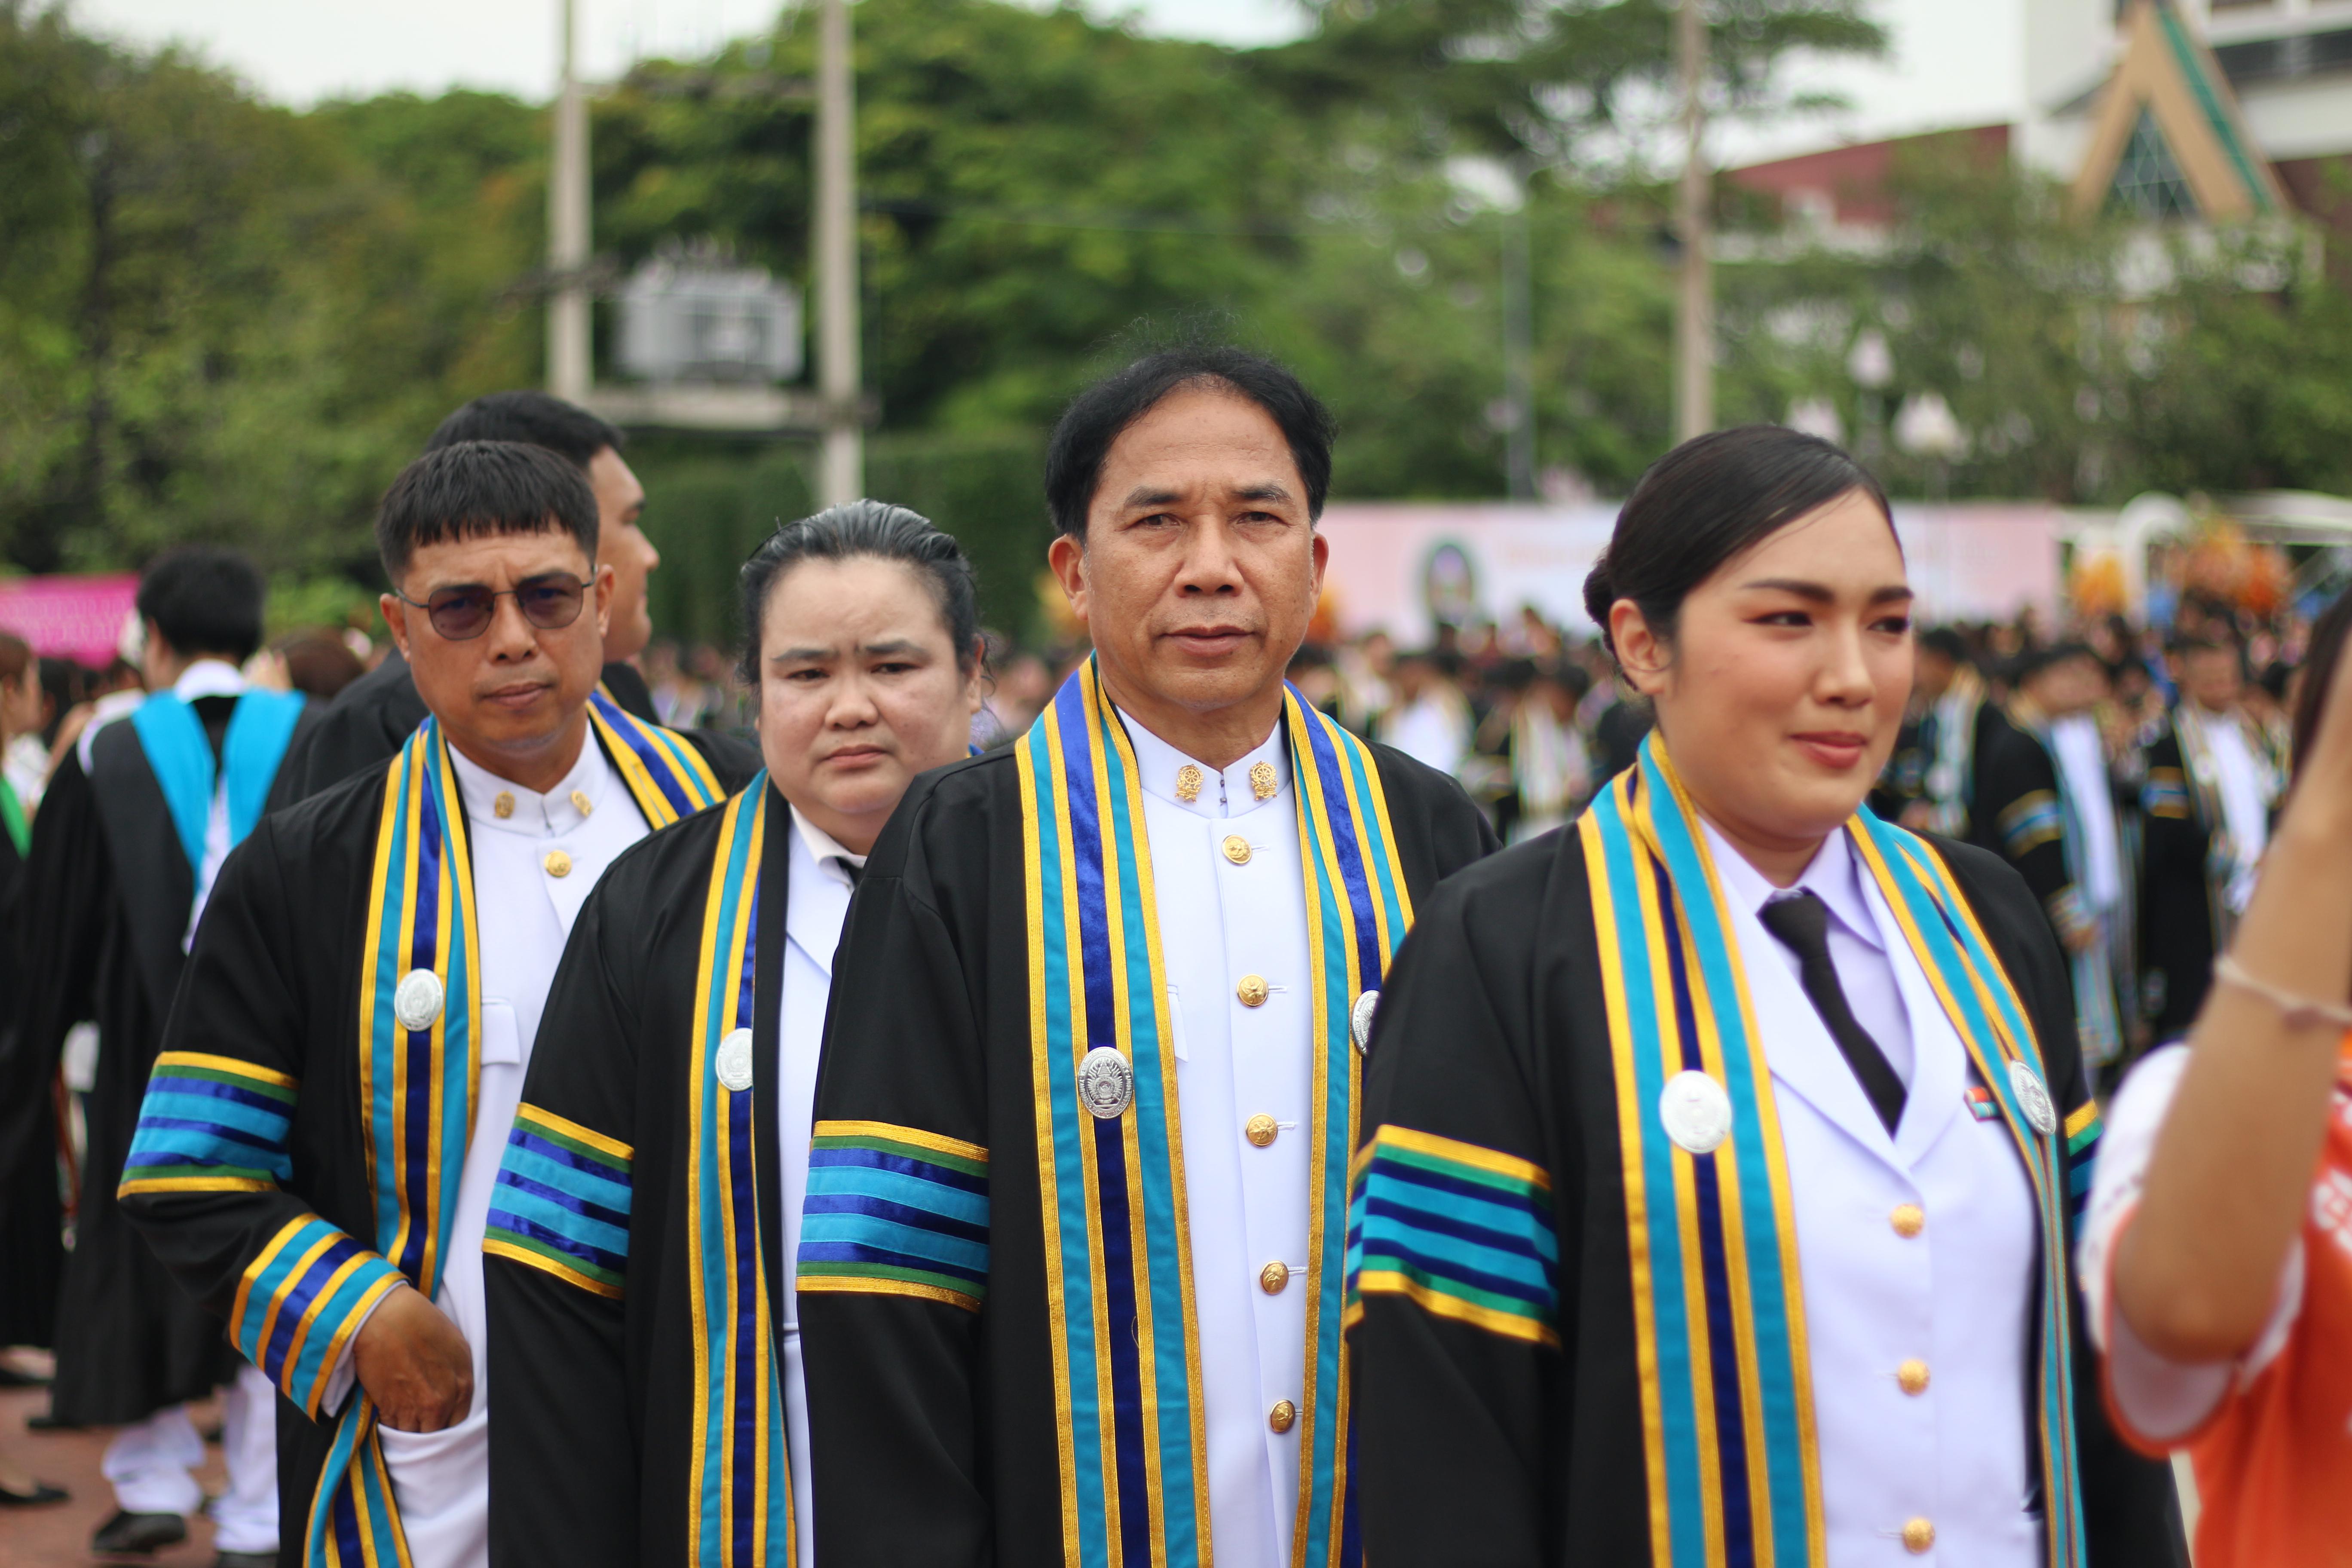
[1582,555,1617,652]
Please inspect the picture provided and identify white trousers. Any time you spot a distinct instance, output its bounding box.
[102,1363,279,1553]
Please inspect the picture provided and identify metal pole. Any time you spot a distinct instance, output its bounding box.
[1502,168,1536,502]
[1674,0,1713,443]
[548,0,591,403]
[815,0,864,506]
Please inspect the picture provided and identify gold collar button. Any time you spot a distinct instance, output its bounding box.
[544,850,573,879]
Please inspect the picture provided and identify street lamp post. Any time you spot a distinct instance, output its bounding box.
[1674,0,1713,443]
[548,0,591,404]
[814,0,864,507]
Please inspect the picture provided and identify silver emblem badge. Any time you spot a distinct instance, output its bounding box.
[393,969,444,1032]
[715,1028,755,1093]
[1350,990,1380,1056]
[1659,1070,1733,1155]
[1078,1046,1134,1120]
[2006,1059,2058,1136]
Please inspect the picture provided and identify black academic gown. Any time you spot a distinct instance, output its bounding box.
[120,724,759,1561]
[268,654,752,808]
[2136,721,2220,1042]
[796,742,1496,1565]
[483,783,798,1567]
[1348,825,2184,1566]
[9,702,319,1422]
[0,801,62,1350]
[1974,714,2084,955]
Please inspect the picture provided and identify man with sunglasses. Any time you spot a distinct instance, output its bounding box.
[270,390,753,806]
[120,442,751,1568]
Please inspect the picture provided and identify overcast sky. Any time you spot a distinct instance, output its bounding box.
[65,0,2026,164]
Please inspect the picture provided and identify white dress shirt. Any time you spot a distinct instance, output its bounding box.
[2051,714,2123,916]
[370,735,651,1568]
[1118,710,1312,1568]
[775,802,863,1568]
[2202,709,2272,914]
[1706,822,2043,1565]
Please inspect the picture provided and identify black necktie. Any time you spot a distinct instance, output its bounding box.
[1757,890,1907,1134]
[831,856,862,887]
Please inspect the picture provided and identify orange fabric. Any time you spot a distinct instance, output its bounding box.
[2172,1079,2352,1568]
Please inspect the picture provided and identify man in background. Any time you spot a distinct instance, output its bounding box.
[269,390,748,803]
[2140,632,2282,1041]
[11,548,305,1565]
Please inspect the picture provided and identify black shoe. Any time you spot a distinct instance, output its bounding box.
[0,1362,51,1387]
[90,1509,188,1556]
[24,1409,80,1430]
[0,1479,67,1505]
[213,1553,276,1568]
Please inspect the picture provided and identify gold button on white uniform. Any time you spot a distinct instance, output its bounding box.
[1902,1517,1934,1554]
[1891,1203,1925,1238]
[1896,1358,1930,1395]
[1245,1114,1278,1148]
[1259,1261,1289,1295]
[570,789,593,817]
[1267,1400,1296,1434]
[493,791,515,819]
[544,850,573,879]
[1222,834,1252,866]
[1237,974,1269,1008]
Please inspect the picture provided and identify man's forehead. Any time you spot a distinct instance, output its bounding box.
[407,525,585,583]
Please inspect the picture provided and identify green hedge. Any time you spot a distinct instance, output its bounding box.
[633,428,1052,655]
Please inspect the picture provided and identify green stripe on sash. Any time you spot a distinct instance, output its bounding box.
[1017,659,1409,1568]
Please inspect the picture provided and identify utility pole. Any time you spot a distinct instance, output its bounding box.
[1674,0,1713,443]
[815,0,863,506]
[1501,169,1536,502]
[548,0,591,404]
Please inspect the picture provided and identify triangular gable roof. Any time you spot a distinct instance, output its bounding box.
[2069,0,2287,221]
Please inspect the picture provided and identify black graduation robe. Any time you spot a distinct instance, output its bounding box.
[481,782,800,1566]
[0,790,62,1350]
[7,700,316,1422]
[2136,719,2229,1042]
[796,739,1495,1565]
[117,720,758,1560]
[1974,712,2085,952]
[266,653,752,808]
[1346,822,2184,1566]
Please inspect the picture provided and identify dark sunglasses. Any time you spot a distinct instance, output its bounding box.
[396,573,588,641]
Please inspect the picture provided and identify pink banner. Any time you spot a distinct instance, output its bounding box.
[0,574,139,667]
[1315,500,2067,644]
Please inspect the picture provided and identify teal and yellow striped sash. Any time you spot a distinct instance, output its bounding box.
[308,711,727,1568]
[1016,659,1409,1568]
[683,781,793,1567]
[1581,734,2087,1568]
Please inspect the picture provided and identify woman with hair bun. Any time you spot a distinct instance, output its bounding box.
[1348,426,2184,1565]
[482,500,988,1567]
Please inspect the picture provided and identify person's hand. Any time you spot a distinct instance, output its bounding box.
[2288,638,2352,827]
[352,1285,473,1432]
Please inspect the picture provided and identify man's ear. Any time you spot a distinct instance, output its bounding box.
[380,594,412,661]
[1047,531,1089,625]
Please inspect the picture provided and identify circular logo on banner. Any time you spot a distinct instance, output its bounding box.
[715,1028,756,1093]
[1078,1046,1134,1120]
[2006,1059,2059,1136]
[1659,1070,1733,1155]
[393,969,445,1032]
[1350,991,1381,1056]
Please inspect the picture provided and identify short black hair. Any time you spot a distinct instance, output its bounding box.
[1583,425,1892,665]
[376,441,600,584]
[1917,626,1969,664]
[1044,344,1336,540]
[424,391,624,471]
[137,546,266,662]
[737,499,983,684]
